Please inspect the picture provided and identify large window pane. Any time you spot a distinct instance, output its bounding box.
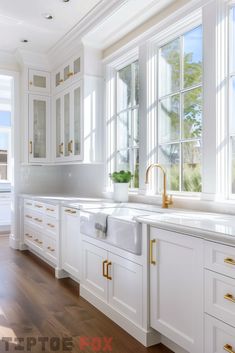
[117,111,131,150]
[117,64,132,112]
[182,141,201,192]
[232,137,235,194]
[0,111,11,126]
[0,131,9,180]
[159,38,180,97]
[159,143,180,191]
[117,149,130,171]
[183,87,202,139]
[159,94,180,143]
[184,26,203,88]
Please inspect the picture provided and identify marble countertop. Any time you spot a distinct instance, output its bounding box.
[136,211,235,246]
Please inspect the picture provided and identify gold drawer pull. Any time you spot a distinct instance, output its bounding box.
[67,72,74,78]
[224,258,235,266]
[150,239,156,265]
[46,208,55,212]
[107,261,112,280]
[59,79,64,83]
[102,260,108,278]
[65,209,76,214]
[224,344,235,353]
[29,141,33,154]
[26,215,32,219]
[25,233,32,238]
[47,246,55,252]
[59,142,64,155]
[35,204,43,208]
[34,218,42,223]
[224,293,235,303]
[47,223,55,228]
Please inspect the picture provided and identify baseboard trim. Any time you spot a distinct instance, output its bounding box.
[161,336,189,353]
[80,285,161,347]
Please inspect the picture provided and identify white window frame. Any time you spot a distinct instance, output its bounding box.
[0,126,11,183]
[146,10,202,197]
[105,48,139,191]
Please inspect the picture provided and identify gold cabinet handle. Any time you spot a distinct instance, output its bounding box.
[35,204,43,208]
[46,208,55,212]
[29,141,33,154]
[34,218,42,223]
[67,72,74,78]
[59,79,64,84]
[224,344,235,353]
[102,260,108,278]
[59,142,64,155]
[150,239,156,265]
[224,258,235,266]
[47,246,55,252]
[47,223,55,228]
[26,215,32,219]
[25,233,32,238]
[68,140,73,154]
[107,261,112,280]
[224,293,235,303]
[65,209,76,214]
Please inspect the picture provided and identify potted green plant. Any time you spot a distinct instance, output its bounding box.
[109,170,133,202]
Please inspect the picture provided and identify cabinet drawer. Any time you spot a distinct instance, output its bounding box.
[44,236,57,264]
[45,204,59,218]
[24,226,43,249]
[205,241,235,279]
[33,201,45,212]
[205,270,235,328]
[45,217,58,236]
[205,314,235,353]
[24,199,34,209]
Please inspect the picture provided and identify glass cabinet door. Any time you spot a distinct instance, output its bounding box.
[29,95,49,162]
[29,69,50,94]
[55,97,62,158]
[74,86,81,156]
[64,92,71,157]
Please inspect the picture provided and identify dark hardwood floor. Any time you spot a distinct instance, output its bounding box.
[0,237,173,353]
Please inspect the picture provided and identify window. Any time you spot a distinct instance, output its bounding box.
[115,60,139,188]
[0,111,11,181]
[230,7,235,194]
[157,26,203,193]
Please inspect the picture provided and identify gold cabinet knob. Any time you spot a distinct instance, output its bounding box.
[224,258,235,266]
[224,293,235,303]
[224,344,235,353]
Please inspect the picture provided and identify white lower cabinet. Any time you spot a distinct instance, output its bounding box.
[61,207,80,279]
[205,315,235,353]
[82,240,143,326]
[150,227,204,353]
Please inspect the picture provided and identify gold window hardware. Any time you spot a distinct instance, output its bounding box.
[150,239,156,265]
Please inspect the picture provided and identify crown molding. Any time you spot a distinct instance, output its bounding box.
[47,0,128,70]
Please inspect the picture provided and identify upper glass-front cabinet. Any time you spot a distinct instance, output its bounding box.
[29,69,50,94]
[54,81,82,162]
[53,55,81,93]
[29,95,50,163]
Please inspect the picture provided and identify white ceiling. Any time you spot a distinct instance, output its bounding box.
[83,0,176,49]
[0,0,102,54]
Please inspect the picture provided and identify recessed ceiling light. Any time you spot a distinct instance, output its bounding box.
[42,13,53,20]
[21,39,28,43]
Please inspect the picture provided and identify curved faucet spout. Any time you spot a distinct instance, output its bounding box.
[145,163,173,209]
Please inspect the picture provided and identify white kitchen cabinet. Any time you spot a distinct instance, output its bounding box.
[205,314,235,353]
[61,207,81,280]
[28,95,50,163]
[82,241,108,301]
[29,69,50,94]
[53,81,83,162]
[53,54,82,93]
[82,240,143,325]
[149,227,204,353]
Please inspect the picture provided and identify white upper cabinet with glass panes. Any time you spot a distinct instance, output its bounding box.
[53,54,82,94]
[53,81,82,162]
[158,25,203,194]
[28,69,51,94]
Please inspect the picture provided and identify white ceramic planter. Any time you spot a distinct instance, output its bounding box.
[113,183,129,202]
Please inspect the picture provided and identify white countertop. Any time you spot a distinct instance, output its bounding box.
[136,211,235,246]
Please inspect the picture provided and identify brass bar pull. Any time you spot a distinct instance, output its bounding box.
[107,262,112,280]
[60,142,64,155]
[29,141,33,154]
[67,72,74,78]
[68,140,73,154]
[59,79,64,84]
[46,208,54,212]
[65,209,76,214]
[150,239,156,265]
[35,204,43,208]
[224,258,235,266]
[224,293,235,303]
[102,260,108,278]
[224,344,235,353]
[26,215,32,219]
[47,223,55,228]
[34,218,42,223]
[25,233,32,238]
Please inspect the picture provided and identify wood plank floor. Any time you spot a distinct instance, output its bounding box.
[0,237,173,353]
